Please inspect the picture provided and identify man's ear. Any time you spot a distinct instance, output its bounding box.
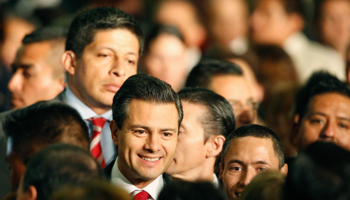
[291,114,300,146]
[21,185,37,200]
[62,50,77,75]
[110,120,120,146]
[219,162,224,180]
[280,164,288,175]
[206,135,225,158]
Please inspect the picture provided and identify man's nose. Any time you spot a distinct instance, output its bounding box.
[320,121,336,140]
[144,133,161,153]
[110,59,126,77]
[8,72,22,92]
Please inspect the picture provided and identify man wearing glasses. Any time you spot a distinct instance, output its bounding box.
[186,59,259,128]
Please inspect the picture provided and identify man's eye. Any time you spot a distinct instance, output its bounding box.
[229,166,243,172]
[310,118,323,124]
[162,132,173,137]
[339,123,349,129]
[134,130,146,134]
[97,54,110,58]
[127,60,136,65]
[257,167,267,172]
[23,71,32,79]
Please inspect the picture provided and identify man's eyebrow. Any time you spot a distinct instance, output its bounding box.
[12,64,34,71]
[337,117,350,122]
[128,125,150,131]
[227,159,244,166]
[252,160,270,166]
[160,128,176,132]
[306,112,327,117]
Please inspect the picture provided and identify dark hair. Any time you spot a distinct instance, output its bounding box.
[21,144,105,200]
[221,124,285,169]
[281,0,305,17]
[112,73,183,129]
[158,180,226,200]
[22,26,67,44]
[50,180,131,200]
[178,87,235,139]
[144,24,184,54]
[294,71,350,122]
[5,101,89,165]
[284,141,350,200]
[185,59,243,88]
[66,7,144,58]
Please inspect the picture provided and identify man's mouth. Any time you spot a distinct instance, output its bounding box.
[140,156,161,162]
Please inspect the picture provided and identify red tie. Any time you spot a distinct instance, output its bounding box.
[88,117,107,168]
[133,191,151,200]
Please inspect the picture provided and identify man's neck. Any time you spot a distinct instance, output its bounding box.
[171,160,215,182]
[68,84,111,115]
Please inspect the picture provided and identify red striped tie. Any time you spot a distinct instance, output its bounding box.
[134,190,150,200]
[88,117,107,168]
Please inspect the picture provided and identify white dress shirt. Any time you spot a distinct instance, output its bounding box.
[65,86,116,165]
[111,157,164,200]
[284,32,345,84]
[212,174,219,188]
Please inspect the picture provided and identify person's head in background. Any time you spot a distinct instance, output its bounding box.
[8,27,67,109]
[220,124,288,200]
[5,101,89,190]
[314,0,350,60]
[228,58,264,104]
[153,0,206,49]
[0,16,35,69]
[158,180,226,200]
[293,71,350,152]
[62,7,143,115]
[50,181,131,200]
[16,144,104,200]
[255,45,299,157]
[166,88,235,183]
[141,24,187,92]
[186,59,258,128]
[203,0,249,54]
[240,170,285,200]
[284,141,350,200]
[251,0,304,46]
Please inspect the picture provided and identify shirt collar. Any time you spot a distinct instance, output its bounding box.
[212,174,219,188]
[111,157,164,200]
[65,86,112,120]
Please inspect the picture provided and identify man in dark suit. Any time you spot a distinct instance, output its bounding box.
[60,7,144,167]
[106,74,182,200]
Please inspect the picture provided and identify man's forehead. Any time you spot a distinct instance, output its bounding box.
[306,93,350,115]
[209,75,252,101]
[224,136,278,165]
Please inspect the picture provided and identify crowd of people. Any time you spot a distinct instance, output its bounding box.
[0,0,350,200]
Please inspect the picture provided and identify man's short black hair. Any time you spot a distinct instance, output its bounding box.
[21,144,105,200]
[221,124,285,169]
[284,141,350,200]
[178,87,235,139]
[158,180,226,200]
[112,73,183,129]
[144,24,184,54]
[66,7,144,58]
[185,59,243,89]
[5,101,89,165]
[294,71,350,123]
[22,26,67,44]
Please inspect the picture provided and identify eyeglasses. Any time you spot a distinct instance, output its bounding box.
[228,99,259,113]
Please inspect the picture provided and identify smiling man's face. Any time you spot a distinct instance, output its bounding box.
[111,99,178,188]
[220,136,281,200]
